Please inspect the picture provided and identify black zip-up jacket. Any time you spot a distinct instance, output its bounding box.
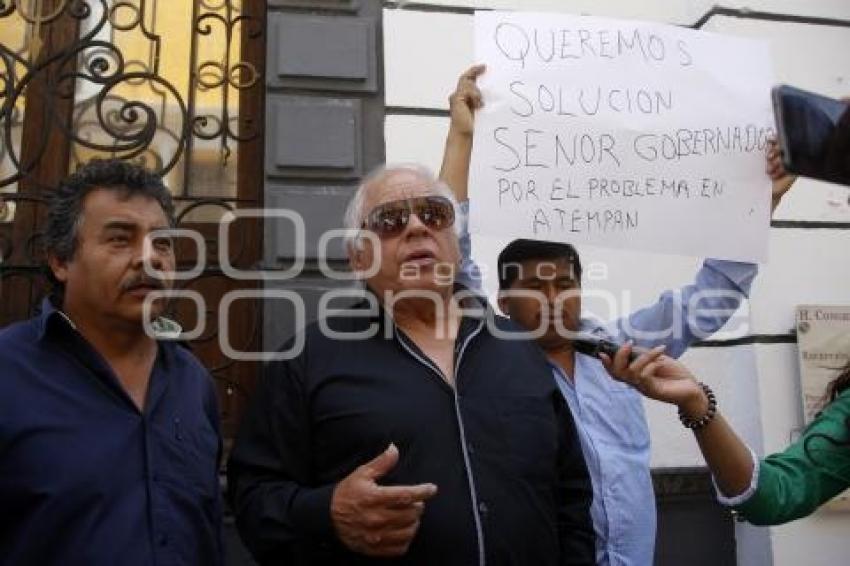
[228,291,594,565]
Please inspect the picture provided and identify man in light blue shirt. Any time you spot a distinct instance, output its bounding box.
[439,65,795,565]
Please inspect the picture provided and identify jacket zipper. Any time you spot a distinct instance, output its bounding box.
[396,318,487,566]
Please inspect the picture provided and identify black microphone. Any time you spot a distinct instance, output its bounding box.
[571,333,639,363]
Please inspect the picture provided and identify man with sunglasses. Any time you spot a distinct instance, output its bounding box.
[440,65,796,566]
[228,164,595,564]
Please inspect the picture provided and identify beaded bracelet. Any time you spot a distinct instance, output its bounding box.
[678,382,717,430]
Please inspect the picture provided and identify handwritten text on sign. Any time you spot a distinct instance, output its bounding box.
[470,11,775,261]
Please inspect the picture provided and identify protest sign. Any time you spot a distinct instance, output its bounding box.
[470,11,775,261]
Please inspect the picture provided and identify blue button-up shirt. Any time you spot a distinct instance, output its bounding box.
[0,300,223,566]
[457,201,758,565]
[551,354,653,566]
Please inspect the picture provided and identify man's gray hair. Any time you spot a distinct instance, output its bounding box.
[343,163,460,250]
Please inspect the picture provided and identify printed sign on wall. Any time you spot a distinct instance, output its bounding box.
[796,305,850,424]
[795,305,850,512]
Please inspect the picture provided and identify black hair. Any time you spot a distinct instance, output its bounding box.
[497,238,582,290]
[803,359,850,464]
[44,158,175,299]
[825,359,850,403]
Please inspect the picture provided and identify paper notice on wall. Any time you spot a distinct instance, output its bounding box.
[795,305,850,512]
[796,305,850,424]
[470,11,775,261]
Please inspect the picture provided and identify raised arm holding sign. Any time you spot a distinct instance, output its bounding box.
[441,39,795,561]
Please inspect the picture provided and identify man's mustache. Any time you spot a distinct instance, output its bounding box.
[121,275,167,292]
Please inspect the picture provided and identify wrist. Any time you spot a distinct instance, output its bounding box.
[446,127,474,144]
[678,382,717,430]
[678,386,709,418]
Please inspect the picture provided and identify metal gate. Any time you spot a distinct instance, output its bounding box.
[0,0,266,441]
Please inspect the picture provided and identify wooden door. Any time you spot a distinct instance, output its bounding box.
[0,0,265,443]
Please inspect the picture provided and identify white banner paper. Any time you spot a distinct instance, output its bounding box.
[470,11,775,261]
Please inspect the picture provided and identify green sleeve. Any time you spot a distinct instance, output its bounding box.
[736,390,850,525]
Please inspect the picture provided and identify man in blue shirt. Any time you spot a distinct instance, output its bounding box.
[0,159,222,565]
[439,65,795,565]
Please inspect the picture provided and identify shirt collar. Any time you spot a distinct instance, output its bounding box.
[36,297,72,341]
[353,282,490,322]
[36,297,184,342]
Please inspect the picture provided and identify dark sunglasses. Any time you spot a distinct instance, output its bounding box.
[362,196,455,238]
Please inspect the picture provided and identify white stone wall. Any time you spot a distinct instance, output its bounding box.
[383,2,850,564]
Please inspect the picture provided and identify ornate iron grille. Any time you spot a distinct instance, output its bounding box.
[0,0,265,437]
